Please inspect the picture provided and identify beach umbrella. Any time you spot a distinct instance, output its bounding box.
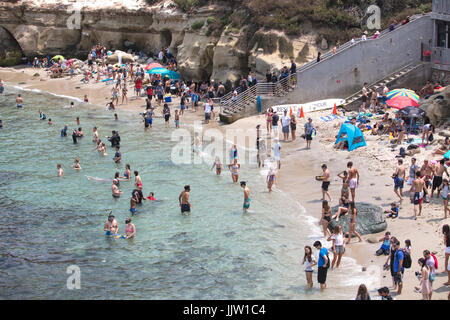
[144,62,163,70]
[50,55,65,61]
[146,67,180,80]
[386,88,419,102]
[398,106,426,118]
[386,96,419,109]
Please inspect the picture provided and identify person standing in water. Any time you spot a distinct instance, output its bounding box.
[241,181,250,212]
[273,139,281,170]
[57,164,63,177]
[92,127,98,143]
[179,185,193,215]
[134,171,143,190]
[228,159,240,183]
[130,192,138,214]
[211,157,222,175]
[302,246,316,289]
[73,157,81,170]
[16,94,23,108]
[124,218,136,239]
[267,168,276,192]
[111,179,122,198]
[113,146,121,163]
[104,215,119,236]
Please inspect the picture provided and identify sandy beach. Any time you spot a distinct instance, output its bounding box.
[1,66,449,300]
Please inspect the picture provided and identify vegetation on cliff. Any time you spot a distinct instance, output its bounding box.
[174,0,432,46]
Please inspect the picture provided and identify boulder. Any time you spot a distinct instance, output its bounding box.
[106,50,134,64]
[420,86,450,127]
[320,38,328,50]
[328,202,387,237]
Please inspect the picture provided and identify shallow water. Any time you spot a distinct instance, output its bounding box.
[0,86,372,299]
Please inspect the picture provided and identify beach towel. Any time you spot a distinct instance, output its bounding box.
[320,114,345,122]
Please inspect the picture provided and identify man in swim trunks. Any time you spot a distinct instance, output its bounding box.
[410,171,425,220]
[113,146,122,163]
[393,159,406,201]
[347,161,359,202]
[420,159,433,202]
[16,94,23,108]
[111,179,122,198]
[241,181,251,212]
[179,185,193,215]
[321,164,332,202]
[431,158,449,198]
[406,157,418,186]
[130,191,138,214]
[104,215,119,236]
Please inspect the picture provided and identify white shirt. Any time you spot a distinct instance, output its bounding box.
[281,115,290,127]
[204,103,211,113]
[273,142,281,157]
[332,233,344,246]
[304,255,316,271]
[158,51,163,60]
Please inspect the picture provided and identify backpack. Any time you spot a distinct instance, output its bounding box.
[325,252,331,269]
[396,249,412,269]
[431,253,439,270]
[399,147,406,157]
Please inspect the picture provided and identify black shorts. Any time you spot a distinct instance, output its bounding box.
[362,96,367,102]
[205,113,211,120]
[322,181,330,191]
[306,134,312,141]
[164,114,170,122]
[394,271,403,284]
[318,266,328,284]
[432,176,443,191]
[181,203,190,213]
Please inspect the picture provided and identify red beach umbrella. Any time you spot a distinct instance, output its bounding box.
[386,96,419,109]
[145,62,164,70]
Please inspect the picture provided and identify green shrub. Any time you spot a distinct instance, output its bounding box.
[296,43,309,63]
[207,17,216,24]
[278,36,294,59]
[191,20,205,30]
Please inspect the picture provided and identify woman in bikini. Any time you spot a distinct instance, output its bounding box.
[266,108,273,135]
[320,200,332,238]
[124,218,136,239]
[134,171,143,190]
[121,164,131,180]
[211,157,222,175]
[228,159,240,183]
[346,201,363,244]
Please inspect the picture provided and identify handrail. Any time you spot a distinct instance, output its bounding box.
[220,13,430,116]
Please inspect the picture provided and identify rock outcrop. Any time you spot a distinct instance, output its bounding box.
[0,0,319,83]
[420,86,450,127]
[328,202,387,237]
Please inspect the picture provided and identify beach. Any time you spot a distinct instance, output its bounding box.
[1,65,449,300]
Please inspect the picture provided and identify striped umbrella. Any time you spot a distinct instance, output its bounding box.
[386,88,419,102]
[386,96,419,109]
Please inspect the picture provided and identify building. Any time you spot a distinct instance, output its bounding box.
[432,0,450,74]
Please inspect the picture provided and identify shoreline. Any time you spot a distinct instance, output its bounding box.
[1,66,449,300]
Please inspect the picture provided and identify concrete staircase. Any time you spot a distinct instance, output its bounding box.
[342,63,421,110]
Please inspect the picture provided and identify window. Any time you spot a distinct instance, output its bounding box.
[437,21,447,48]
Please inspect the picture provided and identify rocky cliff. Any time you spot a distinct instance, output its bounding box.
[0,0,321,85]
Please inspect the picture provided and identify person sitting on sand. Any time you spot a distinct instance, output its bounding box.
[385,203,399,218]
[376,232,392,256]
[432,137,449,156]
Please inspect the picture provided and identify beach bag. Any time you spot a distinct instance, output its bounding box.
[325,254,331,269]
[407,144,418,150]
[399,147,406,157]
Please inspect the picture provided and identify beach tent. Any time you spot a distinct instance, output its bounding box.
[51,55,65,61]
[146,67,180,80]
[335,123,367,151]
[145,62,163,70]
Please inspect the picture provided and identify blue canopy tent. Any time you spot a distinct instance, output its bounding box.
[335,123,367,151]
[146,67,180,80]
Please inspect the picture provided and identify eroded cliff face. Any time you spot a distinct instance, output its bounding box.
[0,0,318,84]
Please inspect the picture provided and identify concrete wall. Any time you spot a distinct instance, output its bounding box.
[284,15,433,104]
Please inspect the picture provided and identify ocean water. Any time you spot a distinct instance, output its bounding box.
[0,85,375,299]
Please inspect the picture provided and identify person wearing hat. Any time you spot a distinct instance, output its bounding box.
[305,117,314,149]
[104,214,119,236]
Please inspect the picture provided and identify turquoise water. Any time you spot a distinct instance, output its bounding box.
[0,86,367,299]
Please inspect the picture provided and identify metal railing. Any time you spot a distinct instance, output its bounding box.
[219,13,429,117]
